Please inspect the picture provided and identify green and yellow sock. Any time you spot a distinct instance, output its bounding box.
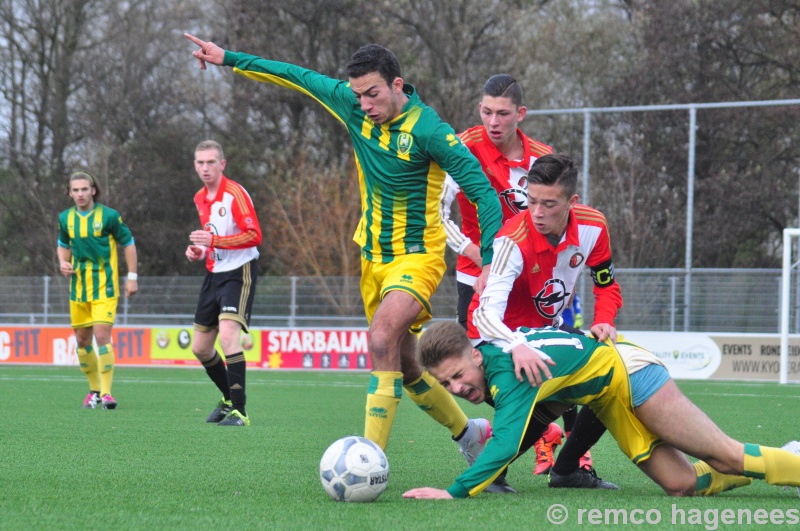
[77,345,100,391]
[693,460,752,495]
[98,344,115,396]
[365,371,402,451]
[744,443,800,486]
[404,371,468,438]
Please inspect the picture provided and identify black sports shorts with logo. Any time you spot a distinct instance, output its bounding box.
[193,259,258,333]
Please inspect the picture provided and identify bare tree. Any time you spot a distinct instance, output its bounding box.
[0,0,95,274]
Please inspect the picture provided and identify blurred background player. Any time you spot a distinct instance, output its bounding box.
[186,140,262,427]
[185,35,506,480]
[561,293,583,329]
[57,171,138,410]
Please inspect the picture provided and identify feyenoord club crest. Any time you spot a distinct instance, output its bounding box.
[569,252,585,268]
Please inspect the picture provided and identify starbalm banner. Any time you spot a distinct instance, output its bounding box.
[260,329,371,370]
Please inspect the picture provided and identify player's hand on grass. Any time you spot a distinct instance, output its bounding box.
[590,323,617,343]
[184,33,224,70]
[511,343,555,387]
[402,487,453,499]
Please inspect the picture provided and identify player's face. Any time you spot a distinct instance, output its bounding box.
[479,96,526,150]
[349,72,406,125]
[194,148,226,188]
[526,183,578,238]
[69,179,96,212]
[428,349,487,405]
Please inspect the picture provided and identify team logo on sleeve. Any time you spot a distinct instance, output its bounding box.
[446,133,459,147]
[532,278,570,319]
[397,133,413,156]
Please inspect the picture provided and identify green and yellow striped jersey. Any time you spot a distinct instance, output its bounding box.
[57,204,134,302]
[448,328,624,498]
[223,51,502,264]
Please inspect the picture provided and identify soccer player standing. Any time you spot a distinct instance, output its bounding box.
[57,171,138,410]
[186,140,262,427]
[440,74,553,329]
[184,36,504,467]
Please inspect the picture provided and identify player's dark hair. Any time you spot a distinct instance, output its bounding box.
[346,44,402,86]
[526,153,578,198]
[418,321,473,370]
[67,171,101,200]
[482,74,523,107]
[195,139,224,160]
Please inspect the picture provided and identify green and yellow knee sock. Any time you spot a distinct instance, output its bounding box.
[404,371,468,438]
[77,345,100,392]
[365,371,402,451]
[693,460,752,495]
[98,344,115,396]
[743,443,800,486]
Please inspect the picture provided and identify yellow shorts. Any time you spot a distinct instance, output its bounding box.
[588,345,663,464]
[360,254,446,333]
[70,297,118,328]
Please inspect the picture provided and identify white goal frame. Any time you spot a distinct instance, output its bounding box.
[779,228,800,384]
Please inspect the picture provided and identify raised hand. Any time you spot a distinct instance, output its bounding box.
[184,33,224,70]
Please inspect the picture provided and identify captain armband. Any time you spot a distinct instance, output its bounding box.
[590,259,616,288]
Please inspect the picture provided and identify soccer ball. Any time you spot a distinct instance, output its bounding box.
[319,436,389,502]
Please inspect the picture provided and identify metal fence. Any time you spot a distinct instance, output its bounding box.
[1,269,797,333]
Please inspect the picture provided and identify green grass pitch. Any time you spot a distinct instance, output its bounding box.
[1,365,798,529]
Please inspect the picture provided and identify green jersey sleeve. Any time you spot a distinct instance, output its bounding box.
[422,122,502,265]
[105,207,134,247]
[446,347,539,498]
[58,211,71,247]
[223,51,355,124]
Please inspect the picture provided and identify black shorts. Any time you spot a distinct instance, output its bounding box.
[456,280,475,330]
[194,259,258,333]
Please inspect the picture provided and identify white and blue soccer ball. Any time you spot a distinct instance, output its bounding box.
[319,436,389,502]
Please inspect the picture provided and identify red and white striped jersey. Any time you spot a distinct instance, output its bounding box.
[193,175,262,273]
[470,204,623,347]
[441,126,553,285]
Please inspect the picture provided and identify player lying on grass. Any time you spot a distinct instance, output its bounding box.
[403,321,800,499]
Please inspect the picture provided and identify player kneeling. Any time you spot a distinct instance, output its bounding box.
[403,322,800,499]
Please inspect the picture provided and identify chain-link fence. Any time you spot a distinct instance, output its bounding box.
[1,269,795,333]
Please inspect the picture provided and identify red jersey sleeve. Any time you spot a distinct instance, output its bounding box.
[212,181,262,250]
[585,225,622,326]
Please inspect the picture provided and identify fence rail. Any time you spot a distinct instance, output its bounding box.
[1,269,797,333]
